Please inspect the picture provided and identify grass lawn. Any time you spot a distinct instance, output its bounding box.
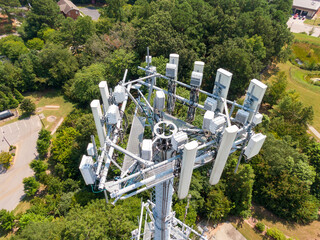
[231,221,264,240]
[252,205,320,240]
[0,90,74,132]
[304,15,320,26]
[293,32,320,46]
[272,62,320,132]
[24,90,74,132]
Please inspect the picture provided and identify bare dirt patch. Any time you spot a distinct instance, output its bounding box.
[47,115,57,122]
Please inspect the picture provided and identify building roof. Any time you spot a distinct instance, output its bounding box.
[57,0,79,14]
[293,0,320,11]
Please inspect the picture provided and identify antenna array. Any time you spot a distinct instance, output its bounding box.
[79,48,267,240]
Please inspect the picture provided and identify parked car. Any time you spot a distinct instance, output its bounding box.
[293,13,299,19]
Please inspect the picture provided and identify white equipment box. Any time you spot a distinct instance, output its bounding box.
[107,104,120,125]
[252,113,263,125]
[209,116,226,134]
[154,91,165,110]
[166,63,177,78]
[235,109,249,125]
[141,139,153,160]
[114,85,126,103]
[79,155,96,185]
[87,143,94,156]
[204,97,217,112]
[190,71,203,87]
[202,111,215,131]
[171,131,188,151]
[244,133,266,159]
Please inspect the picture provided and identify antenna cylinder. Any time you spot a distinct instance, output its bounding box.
[209,125,238,185]
[178,140,198,199]
[90,99,106,146]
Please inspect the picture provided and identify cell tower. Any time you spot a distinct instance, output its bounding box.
[79,49,267,240]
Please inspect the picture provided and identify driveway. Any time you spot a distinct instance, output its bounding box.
[287,16,320,37]
[80,7,100,20]
[0,116,41,211]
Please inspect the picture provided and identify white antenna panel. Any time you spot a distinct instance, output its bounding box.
[213,68,232,112]
[178,140,198,199]
[204,97,217,112]
[90,99,106,146]
[154,90,165,110]
[194,61,205,73]
[114,85,126,104]
[209,125,239,185]
[171,131,188,151]
[99,81,110,112]
[244,79,267,122]
[87,143,94,156]
[244,133,266,159]
[209,116,226,134]
[141,139,153,160]
[107,104,120,125]
[79,155,96,185]
[166,63,177,79]
[190,71,203,87]
[202,110,215,131]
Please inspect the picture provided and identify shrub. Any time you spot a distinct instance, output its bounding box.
[266,227,286,240]
[20,98,36,114]
[0,152,13,169]
[255,222,265,232]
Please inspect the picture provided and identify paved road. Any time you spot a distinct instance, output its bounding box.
[0,116,41,211]
[212,223,246,240]
[80,7,100,20]
[287,16,320,37]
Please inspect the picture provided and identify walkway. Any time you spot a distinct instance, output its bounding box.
[0,116,41,211]
[287,16,320,37]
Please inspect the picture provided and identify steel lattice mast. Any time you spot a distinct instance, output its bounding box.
[79,49,267,240]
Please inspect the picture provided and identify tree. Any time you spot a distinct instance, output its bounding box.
[36,44,78,87]
[13,89,24,102]
[264,71,288,106]
[23,177,40,197]
[0,209,15,232]
[0,152,13,169]
[304,141,320,199]
[26,38,45,50]
[1,40,28,62]
[36,129,51,159]
[65,63,106,105]
[20,98,36,114]
[0,0,21,28]
[30,160,48,179]
[20,0,63,39]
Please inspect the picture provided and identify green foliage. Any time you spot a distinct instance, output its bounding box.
[173,201,197,227]
[64,63,106,105]
[20,98,36,113]
[0,151,13,169]
[264,71,288,106]
[26,38,44,50]
[13,88,24,102]
[36,129,51,159]
[304,141,320,199]
[0,0,21,23]
[0,209,15,232]
[251,134,319,223]
[204,184,232,221]
[20,0,62,39]
[23,177,40,197]
[46,175,63,195]
[255,222,265,232]
[30,160,48,179]
[59,16,95,50]
[1,40,28,62]
[266,227,286,240]
[19,213,53,230]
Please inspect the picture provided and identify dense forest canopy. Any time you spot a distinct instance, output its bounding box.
[1,0,320,239]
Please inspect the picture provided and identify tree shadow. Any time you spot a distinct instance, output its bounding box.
[251,204,299,231]
[260,64,280,81]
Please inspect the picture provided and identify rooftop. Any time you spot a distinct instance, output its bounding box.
[57,0,79,14]
[293,0,320,11]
